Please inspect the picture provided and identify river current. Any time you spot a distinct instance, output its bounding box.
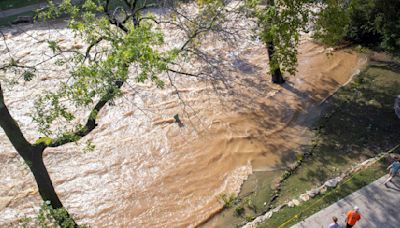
[0,14,365,227]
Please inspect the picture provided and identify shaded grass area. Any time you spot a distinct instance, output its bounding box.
[274,63,400,206]
[260,160,389,228]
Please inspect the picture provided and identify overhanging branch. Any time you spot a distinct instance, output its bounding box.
[48,81,124,147]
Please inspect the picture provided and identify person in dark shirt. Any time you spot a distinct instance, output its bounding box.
[384,156,400,186]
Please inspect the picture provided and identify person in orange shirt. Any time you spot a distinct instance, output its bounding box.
[346,206,361,228]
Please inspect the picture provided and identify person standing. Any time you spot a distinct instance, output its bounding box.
[394,95,400,119]
[328,216,340,228]
[345,207,361,228]
[384,156,400,185]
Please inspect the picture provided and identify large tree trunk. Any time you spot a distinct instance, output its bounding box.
[29,149,63,208]
[267,41,285,84]
[29,149,77,227]
[0,84,77,227]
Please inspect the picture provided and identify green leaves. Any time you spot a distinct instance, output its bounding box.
[32,91,76,136]
[47,40,60,53]
[22,71,35,81]
[34,137,53,146]
[313,1,351,46]
[32,0,178,137]
[83,140,95,153]
[19,201,78,228]
[312,0,400,52]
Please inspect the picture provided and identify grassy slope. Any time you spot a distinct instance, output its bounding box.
[275,63,400,206]
[258,60,400,227]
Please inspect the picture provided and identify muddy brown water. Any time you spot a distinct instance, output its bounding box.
[0,22,365,227]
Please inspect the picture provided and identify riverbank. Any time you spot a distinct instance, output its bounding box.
[203,53,400,227]
[274,55,400,206]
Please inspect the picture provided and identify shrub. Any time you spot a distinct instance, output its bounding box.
[234,205,245,217]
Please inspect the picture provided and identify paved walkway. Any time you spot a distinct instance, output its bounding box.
[0,0,82,18]
[0,2,50,18]
[292,175,400,228]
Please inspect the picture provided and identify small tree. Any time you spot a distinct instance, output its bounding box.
[246,0,310,84]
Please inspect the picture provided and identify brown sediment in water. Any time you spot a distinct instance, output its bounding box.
[0,20,366,228]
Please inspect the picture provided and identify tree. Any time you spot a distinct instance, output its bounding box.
[314,0,400,52]
[0,0,227,226]
[245,0,310,84]
[0,79,77,227]
[245,0,399,84]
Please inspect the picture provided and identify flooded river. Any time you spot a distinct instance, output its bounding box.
[0,18,365,227]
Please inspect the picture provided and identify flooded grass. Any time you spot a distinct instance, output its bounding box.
[207,59,400,227]
[202,170,281,228]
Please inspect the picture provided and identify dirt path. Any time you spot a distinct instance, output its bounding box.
[292,175,400,228]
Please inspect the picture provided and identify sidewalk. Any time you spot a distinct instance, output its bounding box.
[0,0,82,19]
[0,2,50,18]
[292,175,400,228]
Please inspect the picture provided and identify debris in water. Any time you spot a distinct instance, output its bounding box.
[174,114,184,127]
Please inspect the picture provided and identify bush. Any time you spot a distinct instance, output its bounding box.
[220,193,238,208]
[347,0,400,52]
[244,214,255,222]
[315,0,400,53]
[234,205,245,217]
[19,201,81,228]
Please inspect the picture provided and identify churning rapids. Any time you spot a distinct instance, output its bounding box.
[0,9,365,228]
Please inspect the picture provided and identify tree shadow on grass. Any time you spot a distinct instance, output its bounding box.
[268,63,400,211]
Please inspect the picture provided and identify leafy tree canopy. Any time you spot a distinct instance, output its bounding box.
[246,0,311,75]
[315,0,400,52]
